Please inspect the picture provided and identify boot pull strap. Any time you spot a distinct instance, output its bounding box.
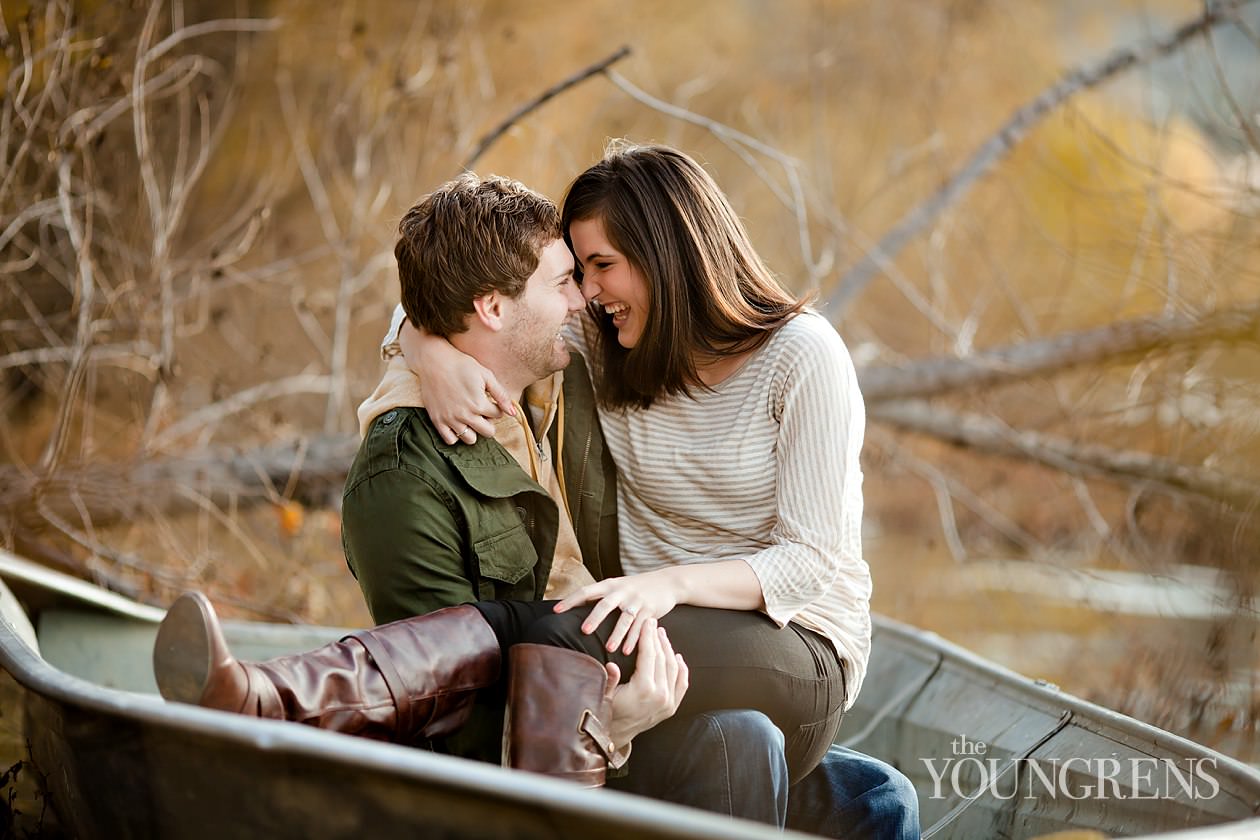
[345,630,415,739]
[579,709,617,763]
[245,666,286,719]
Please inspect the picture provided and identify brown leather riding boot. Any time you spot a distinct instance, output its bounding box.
[502,644,617,787]
[152,592,500,743]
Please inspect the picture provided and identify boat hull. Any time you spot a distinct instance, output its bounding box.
[2,549,1259,838]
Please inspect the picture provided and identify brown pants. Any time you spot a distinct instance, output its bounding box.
[473,600,846,783]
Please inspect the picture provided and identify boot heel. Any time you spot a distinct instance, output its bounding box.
[153,592,217,704]
[151,597,501,741]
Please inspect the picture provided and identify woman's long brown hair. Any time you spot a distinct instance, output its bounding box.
[561,142,810,410]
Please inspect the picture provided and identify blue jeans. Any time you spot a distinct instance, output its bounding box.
[609,709,920,840]
[789,744,921,840]
[607,709,789,824]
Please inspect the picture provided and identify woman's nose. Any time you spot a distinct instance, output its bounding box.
[565,282,586,310]
[581,278,601,303]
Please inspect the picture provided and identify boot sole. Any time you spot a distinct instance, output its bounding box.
[153,593,213,705]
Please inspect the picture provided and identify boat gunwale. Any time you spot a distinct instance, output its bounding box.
[871,615,1260,806]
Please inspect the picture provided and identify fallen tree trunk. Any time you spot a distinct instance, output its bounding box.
[0,434,358,537]
[857,302,1260,402]
[870,399,1260,510]
[8,309,1259,539]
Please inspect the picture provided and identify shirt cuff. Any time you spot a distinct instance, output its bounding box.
[608,741,632,770]
[741,553,797,629]
[381,304,407,360]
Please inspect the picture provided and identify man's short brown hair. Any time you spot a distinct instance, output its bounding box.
[395,173,560,337]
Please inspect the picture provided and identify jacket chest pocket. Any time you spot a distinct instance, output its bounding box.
[473,523,539,600]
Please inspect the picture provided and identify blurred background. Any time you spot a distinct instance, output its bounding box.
[1,0,1257,767]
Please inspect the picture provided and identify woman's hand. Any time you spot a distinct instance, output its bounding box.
[398,318,515,444]
[554,569,682,655]
[558,561,765,654]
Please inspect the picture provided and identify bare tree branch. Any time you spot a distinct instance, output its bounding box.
[605,69,832,282]
[0,342,158,372]
[858,301,1260,402]
[869,426,1039,553]
[40,155,96,473]
[871,399,1260,508]
[143,16,280,65]
[823,0,1258,316]
[1205,22,1260,155]
[148,373,336,450]
[462,45,632,170]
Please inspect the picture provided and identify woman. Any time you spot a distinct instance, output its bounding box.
[404,143,870,781]
[156,144,868,784]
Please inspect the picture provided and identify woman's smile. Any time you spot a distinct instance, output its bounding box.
[569,216,649,349]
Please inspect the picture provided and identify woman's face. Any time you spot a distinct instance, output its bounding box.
[568,216,650,349]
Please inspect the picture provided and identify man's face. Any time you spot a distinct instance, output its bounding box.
[502,238,585,381]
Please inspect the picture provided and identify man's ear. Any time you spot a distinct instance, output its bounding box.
[471,291,506,332]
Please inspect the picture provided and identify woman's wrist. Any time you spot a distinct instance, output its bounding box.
[664,560,765,611]
[661,566,692,604]
[398,319,441,368]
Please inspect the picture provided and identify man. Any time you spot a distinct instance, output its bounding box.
[345,173,679,776]
[343,173,918,837]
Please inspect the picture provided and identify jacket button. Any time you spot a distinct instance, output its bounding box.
[381,410,397,424]
[515,506,527,522]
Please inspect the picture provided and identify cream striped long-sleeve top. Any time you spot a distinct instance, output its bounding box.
[571,311,871,709]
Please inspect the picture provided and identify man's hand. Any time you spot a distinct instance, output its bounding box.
[603,620,689,755]
[398,318,515,444]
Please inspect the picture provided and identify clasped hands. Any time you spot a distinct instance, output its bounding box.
[559,571,688,753]
[600,618,689,756]
[580,562,761,757]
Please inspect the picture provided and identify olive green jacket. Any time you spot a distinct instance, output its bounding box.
[341,354,621,627]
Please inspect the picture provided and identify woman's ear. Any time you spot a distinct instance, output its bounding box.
[471,291,506,332]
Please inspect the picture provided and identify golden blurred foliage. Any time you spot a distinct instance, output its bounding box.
[1,0,1257,758]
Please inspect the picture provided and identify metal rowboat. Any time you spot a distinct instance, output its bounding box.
[1,548,1258,838]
